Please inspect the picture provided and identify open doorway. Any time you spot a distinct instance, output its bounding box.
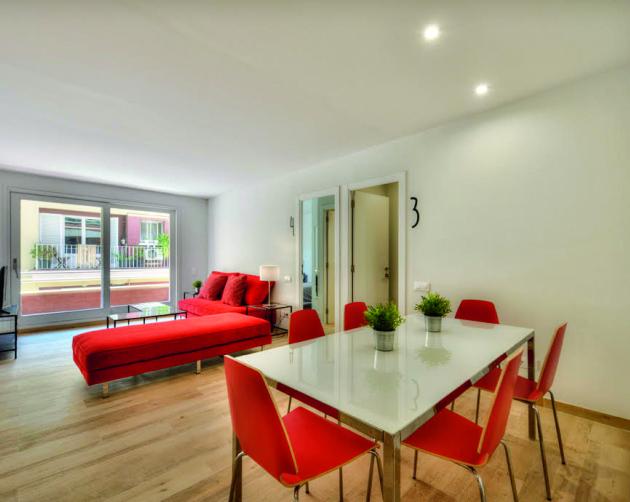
[299,192,338,333]
[350,182,399,307]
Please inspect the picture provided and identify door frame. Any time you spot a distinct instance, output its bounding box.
[296,187,341,331]
[8,189,177,328]
[342,172,407,317]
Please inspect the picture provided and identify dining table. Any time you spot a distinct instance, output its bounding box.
[234,315,535,502]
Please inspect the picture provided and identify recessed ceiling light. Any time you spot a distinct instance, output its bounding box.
[475,83,489,96]
[423,24,441,41]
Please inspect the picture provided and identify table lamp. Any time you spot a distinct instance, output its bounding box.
[259,265,280,306]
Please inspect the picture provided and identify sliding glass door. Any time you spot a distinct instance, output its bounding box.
[110,208,171,306]
[9,193,174,326]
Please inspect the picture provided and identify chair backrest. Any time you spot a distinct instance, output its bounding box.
[289,309,325,344]
[344,301,368,330]
[536,323,567,395]
[455,299,500,324]
[224,356,298,481]
[478,350,522,457]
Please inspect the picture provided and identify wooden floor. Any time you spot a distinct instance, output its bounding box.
[1,326,629,502]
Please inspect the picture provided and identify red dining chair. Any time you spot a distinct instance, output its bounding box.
[455,299,500,325]
[475,323,567,500]
[404,350,523,502]
[282,309,343,495]
[451,299,501,419]
[285,309,327,414]
[289,309,326,344]
[344,301,368,331]
[225,356,383,502]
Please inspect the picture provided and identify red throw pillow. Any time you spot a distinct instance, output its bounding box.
[222,274,248,306]
[245,275,274,305]
[199,272,228,300]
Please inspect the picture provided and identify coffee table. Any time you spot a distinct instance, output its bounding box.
[106,302,187,328]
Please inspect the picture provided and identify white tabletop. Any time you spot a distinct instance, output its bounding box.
[238,315,533,436]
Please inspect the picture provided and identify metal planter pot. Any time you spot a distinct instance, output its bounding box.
[424,315,443,332]
[374,329,396,351]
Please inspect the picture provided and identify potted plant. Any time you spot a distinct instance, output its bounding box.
[192,280,202,296]
[364,302,405,352]
[415,292,451,332]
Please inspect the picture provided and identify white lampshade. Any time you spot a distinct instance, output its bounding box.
[259,265,280,282]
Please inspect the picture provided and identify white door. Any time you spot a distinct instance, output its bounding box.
[325,209,335,324]
[352,191,389,305]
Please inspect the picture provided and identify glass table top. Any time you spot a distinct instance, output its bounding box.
[109,303,184,321]
[238,315,533,436]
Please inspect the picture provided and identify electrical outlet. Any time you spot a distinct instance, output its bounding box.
[413,281,431,292]
[283,275,292,283]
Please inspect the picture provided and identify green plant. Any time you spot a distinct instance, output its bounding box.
[415,292,452,317]
[157,233,170,259]
[192,279,202,289]
[364,302,405,332]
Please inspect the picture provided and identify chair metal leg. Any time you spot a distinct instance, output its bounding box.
[366,452,375,502]
[534,406,552,500]
[463,465,487,502]
[305,482,309,494]
[102,382,109,398]
[370,449,384,497]
[287,396,292,413]
[548,391,566,465]
[293,485,301,501]
[451,399,455,411]
[338,467,343,501]
[475,388,481,424]
[501,440,519,502]
[412,450,418,480]
[228,452,246,502]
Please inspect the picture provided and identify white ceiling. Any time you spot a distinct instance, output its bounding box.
[1,1,629,197]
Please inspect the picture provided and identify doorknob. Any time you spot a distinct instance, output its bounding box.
[12,258,19,279]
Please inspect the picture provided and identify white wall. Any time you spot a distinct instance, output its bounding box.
[0,168,208,325]
[210,64,630,419]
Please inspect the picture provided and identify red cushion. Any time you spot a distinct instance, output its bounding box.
[222,274,248,306]
[73,313,269,373]
[280,407,376,485]
[199,272,228,300]
[178,298,247,317]
[245,274,274,305]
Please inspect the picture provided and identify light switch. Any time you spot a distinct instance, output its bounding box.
[283,275,292,283]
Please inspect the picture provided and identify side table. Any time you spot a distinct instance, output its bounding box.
[0,305,19,359]
[246,304,292,335]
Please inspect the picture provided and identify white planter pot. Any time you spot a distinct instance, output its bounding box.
[424,315,442,332]
[374,329,395,351]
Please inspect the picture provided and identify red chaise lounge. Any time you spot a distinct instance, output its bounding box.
[73,313,271,396]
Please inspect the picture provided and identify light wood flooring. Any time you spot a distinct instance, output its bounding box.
[0,326,629,501]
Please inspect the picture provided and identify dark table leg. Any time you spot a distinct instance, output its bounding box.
[528,335,536,440]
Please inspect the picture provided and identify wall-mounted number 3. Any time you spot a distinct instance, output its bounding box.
[410,196,420,228]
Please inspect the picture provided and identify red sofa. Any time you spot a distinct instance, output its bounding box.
[178,271,274,318]
[73,313,271,395]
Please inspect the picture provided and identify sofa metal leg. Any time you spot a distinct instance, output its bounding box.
[102,382,109,398]
[196,360,201,374]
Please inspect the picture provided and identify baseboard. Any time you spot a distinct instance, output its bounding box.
[540,397,630,431]
[19,319,104,334]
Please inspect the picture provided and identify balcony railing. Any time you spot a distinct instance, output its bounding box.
[31,243,169,270]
